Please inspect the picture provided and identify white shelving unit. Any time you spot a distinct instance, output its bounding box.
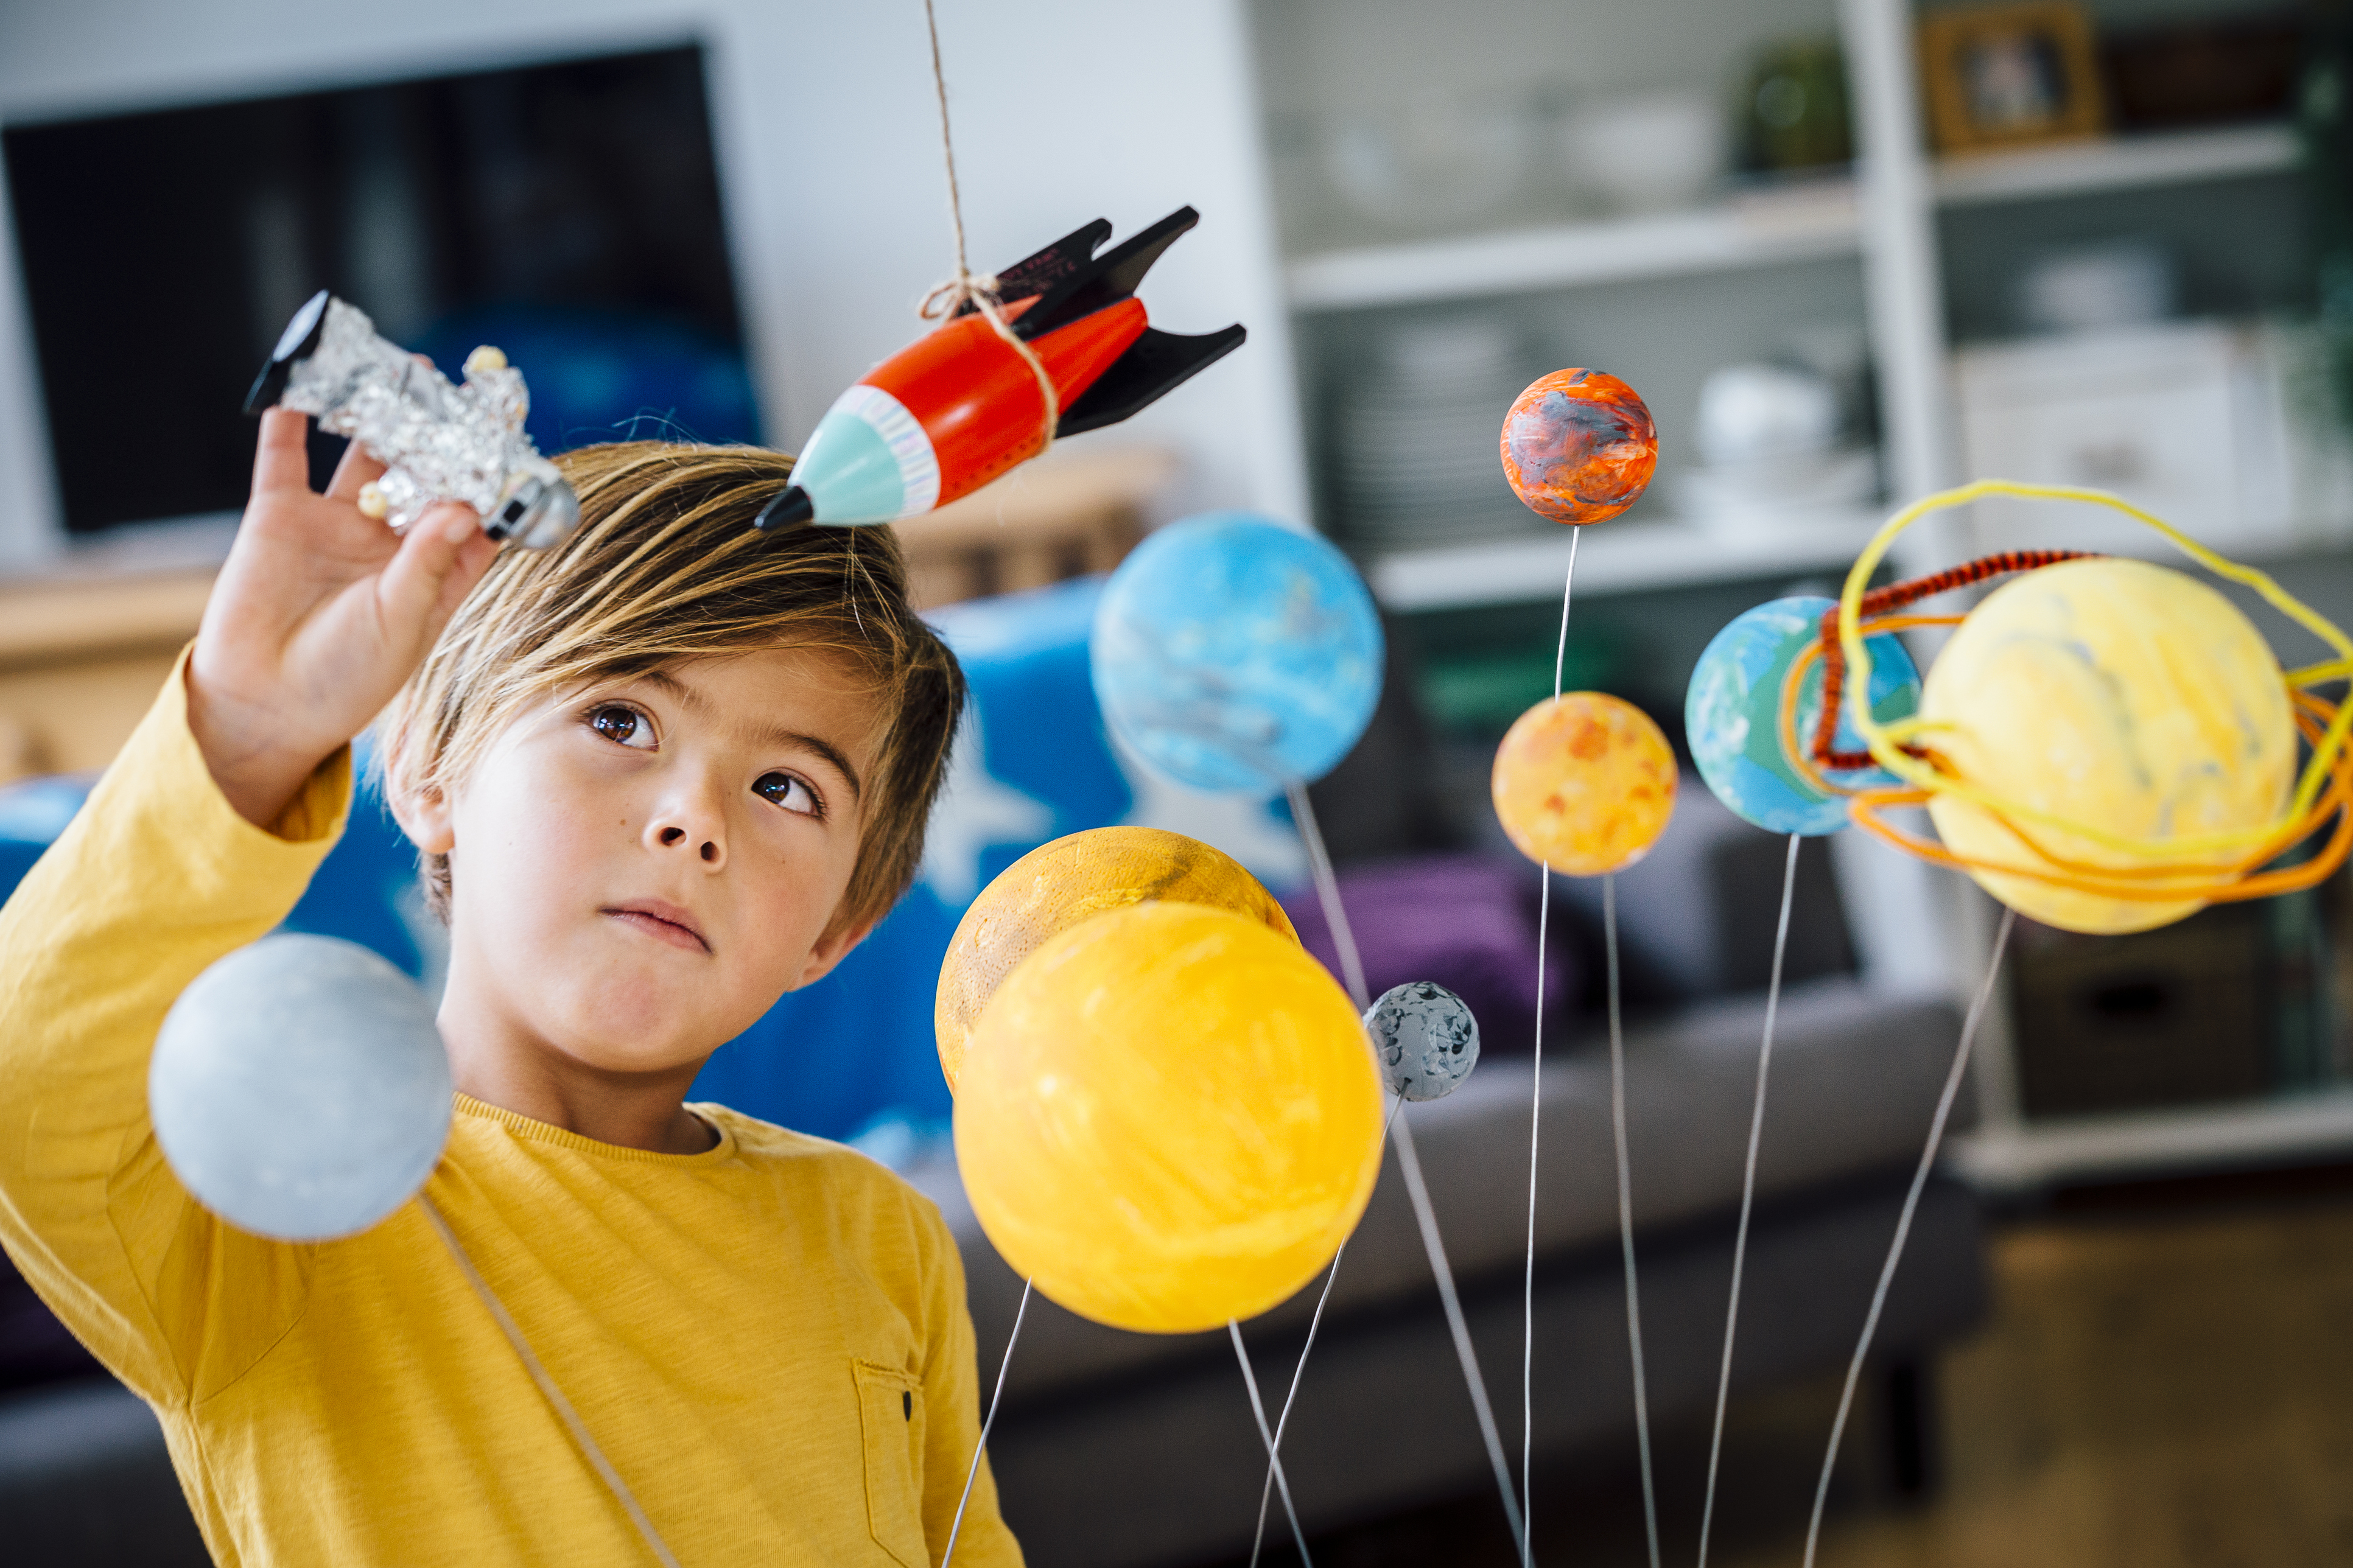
[1287,182,1859,312]
[1367,511,1884,611]
[1252,0,2349,1192]
[1952,1088,2353,1192]
[1932,121,2298,208]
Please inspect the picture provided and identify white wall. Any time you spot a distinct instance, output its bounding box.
[0,0,1309,567]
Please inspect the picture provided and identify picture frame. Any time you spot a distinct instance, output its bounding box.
[1920,1,2108,154]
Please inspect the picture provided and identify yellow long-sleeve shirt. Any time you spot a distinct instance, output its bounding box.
[0,659,1022,1568]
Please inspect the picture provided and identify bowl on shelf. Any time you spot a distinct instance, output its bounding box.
[1325,86,1535,236]
[1695,360,1842,467]
[1557,91,1724,214]
[1677,447,1878,536]
[1683,359,1874,534]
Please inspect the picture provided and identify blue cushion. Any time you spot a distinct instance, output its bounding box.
[0,755,433,982]
[0,578,1304,1144]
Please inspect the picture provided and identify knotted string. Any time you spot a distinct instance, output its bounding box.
[919,0,1060,452]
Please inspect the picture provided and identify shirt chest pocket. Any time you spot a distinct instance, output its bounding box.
[852,1359,928,1567]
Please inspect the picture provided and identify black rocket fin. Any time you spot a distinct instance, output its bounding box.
[1009,207,1201,341]
[1055,323,1247,436]
[955,218,1113,317]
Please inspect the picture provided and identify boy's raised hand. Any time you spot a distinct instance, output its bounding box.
[189,408,501,828]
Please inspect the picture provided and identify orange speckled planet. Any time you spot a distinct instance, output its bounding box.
[1492,693,1677,875]
[933,826,1299,1091]
[1499,369,1658,525]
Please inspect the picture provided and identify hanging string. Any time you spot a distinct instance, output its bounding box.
[1288,781,1528,1559]
[1249,1243,1345,1568]
[917,0,1061,449]
[1606,874,1662,1568]
[1288,783,1370,1006]
[942,1276,1034,1568]
[1392,1109,1529,1556]
[1801,908,2017,1568]
[1247,1096,1405,1568]
[1521,526,1579,1568]
[1231,1321,1315,1566]
[419,1194,682,1568]
[1695,831,1803,1568]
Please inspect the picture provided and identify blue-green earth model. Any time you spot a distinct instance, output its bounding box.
[1685,595,1921,836]
[1091,511,1384,793]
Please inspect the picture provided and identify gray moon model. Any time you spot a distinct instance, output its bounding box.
[1364,981,1479,1101]
[150,934,452,1241]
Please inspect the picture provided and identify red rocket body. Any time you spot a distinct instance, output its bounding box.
[757,210,1246,530]
[871,296,1149,503]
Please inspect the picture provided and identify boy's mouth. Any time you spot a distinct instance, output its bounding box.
[602,900,712,954]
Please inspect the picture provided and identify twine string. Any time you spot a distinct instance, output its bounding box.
[919,0,1060,452]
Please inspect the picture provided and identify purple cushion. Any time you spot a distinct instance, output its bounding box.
[1281,854,1575,1057]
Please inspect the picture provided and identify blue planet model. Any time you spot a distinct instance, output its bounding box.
[1685,595,1921,836]
[1090,511,1384,793]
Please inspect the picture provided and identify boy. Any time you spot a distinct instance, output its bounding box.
[0,409,1022,1566]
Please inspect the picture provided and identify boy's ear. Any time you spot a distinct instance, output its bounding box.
[387,780,456,856]
[793,915,878,990]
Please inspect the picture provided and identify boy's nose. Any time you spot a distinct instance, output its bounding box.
[655,824,723,864]
[646,784,728,868]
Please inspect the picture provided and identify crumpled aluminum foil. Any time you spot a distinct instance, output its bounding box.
[275,298,578,548]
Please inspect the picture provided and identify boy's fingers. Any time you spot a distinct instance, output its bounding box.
[324,436,388,501]
[438,531,500,620]
[377,503,491,645]
[250,408,317,496]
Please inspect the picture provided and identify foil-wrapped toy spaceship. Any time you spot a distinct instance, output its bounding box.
[244,290,581,549]
[756,207,1245,531]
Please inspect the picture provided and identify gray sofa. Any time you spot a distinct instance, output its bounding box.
[928,977,1985,1568]
[0,977,1982,1565]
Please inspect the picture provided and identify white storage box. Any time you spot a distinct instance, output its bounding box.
[1953,321,2353,557]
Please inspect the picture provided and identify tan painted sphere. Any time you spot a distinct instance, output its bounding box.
[933,826,1298,1091]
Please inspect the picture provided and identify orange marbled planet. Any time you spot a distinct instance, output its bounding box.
[1490,693,1677,875]
[1499,369,1658,525]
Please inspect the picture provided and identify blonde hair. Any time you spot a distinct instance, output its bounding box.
[375,441,964,934]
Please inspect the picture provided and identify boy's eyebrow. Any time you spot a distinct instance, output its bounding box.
[637,669,866,802]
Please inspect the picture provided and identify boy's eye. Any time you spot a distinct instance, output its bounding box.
[589,704,655,750]
[754,771,821,817]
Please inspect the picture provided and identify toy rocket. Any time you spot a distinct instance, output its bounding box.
[756,208,1244,530]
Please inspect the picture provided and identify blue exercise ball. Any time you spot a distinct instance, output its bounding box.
[1685,595,1921,836]
[150,934,452,1241]
[1091,511,1384,793]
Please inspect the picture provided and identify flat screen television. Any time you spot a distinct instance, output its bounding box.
[4,43,760,537]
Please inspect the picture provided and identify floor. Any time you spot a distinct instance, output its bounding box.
[1219,1166,2353,1567]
